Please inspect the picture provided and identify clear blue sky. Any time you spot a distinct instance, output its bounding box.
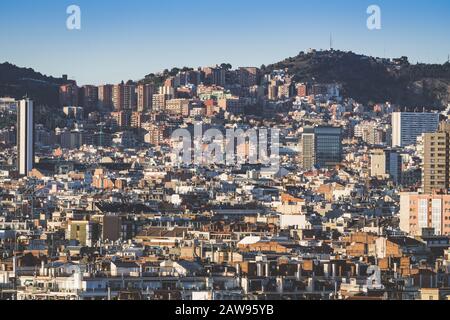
[1,0,449,85]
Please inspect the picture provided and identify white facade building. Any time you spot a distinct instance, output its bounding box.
[392,112,439,147]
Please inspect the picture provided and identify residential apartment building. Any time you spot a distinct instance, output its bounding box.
[370,149,402,184]
[152,94,168,112]
[400,192,450,236]
[137,84,154,113]
[113,83,137,111]
[165,99,190,116]
[422,122,450,193]
[98,84,114,110]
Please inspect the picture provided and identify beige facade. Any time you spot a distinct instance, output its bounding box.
[422,122,450,193]
[400,192,450,236]
[370,149,388,178]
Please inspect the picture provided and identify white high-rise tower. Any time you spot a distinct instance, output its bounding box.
[17,99,34,176]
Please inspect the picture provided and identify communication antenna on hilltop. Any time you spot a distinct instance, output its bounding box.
[329,33,334,51]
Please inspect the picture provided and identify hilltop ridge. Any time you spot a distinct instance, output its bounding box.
[1,50,450,109]
[262,50,450,108]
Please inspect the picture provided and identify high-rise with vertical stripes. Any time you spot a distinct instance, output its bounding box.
[17,99,34,176]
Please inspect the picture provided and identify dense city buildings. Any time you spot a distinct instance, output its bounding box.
[239,67,259,88]
[1,51,450,302]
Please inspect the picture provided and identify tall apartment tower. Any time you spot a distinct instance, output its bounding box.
[302,126,343,170]
[98,84,114,110]
[112,83,124,111]
[124,84,137,110]
[113,83,137,111]
[392,112,439,147]
[302,128,316,170]
[422,122,450,193]
[17,99,34,176]
[137,84,154,113]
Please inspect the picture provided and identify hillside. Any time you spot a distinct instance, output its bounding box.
[263,50,450,109]
[1,50,450,110]
[0,62,71,107]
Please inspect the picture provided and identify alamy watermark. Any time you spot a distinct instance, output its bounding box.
[63,5,381,36]
[170,123,280,172]
[367,5,381,30]
[65,4,381,32]
[66,5,81,30]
